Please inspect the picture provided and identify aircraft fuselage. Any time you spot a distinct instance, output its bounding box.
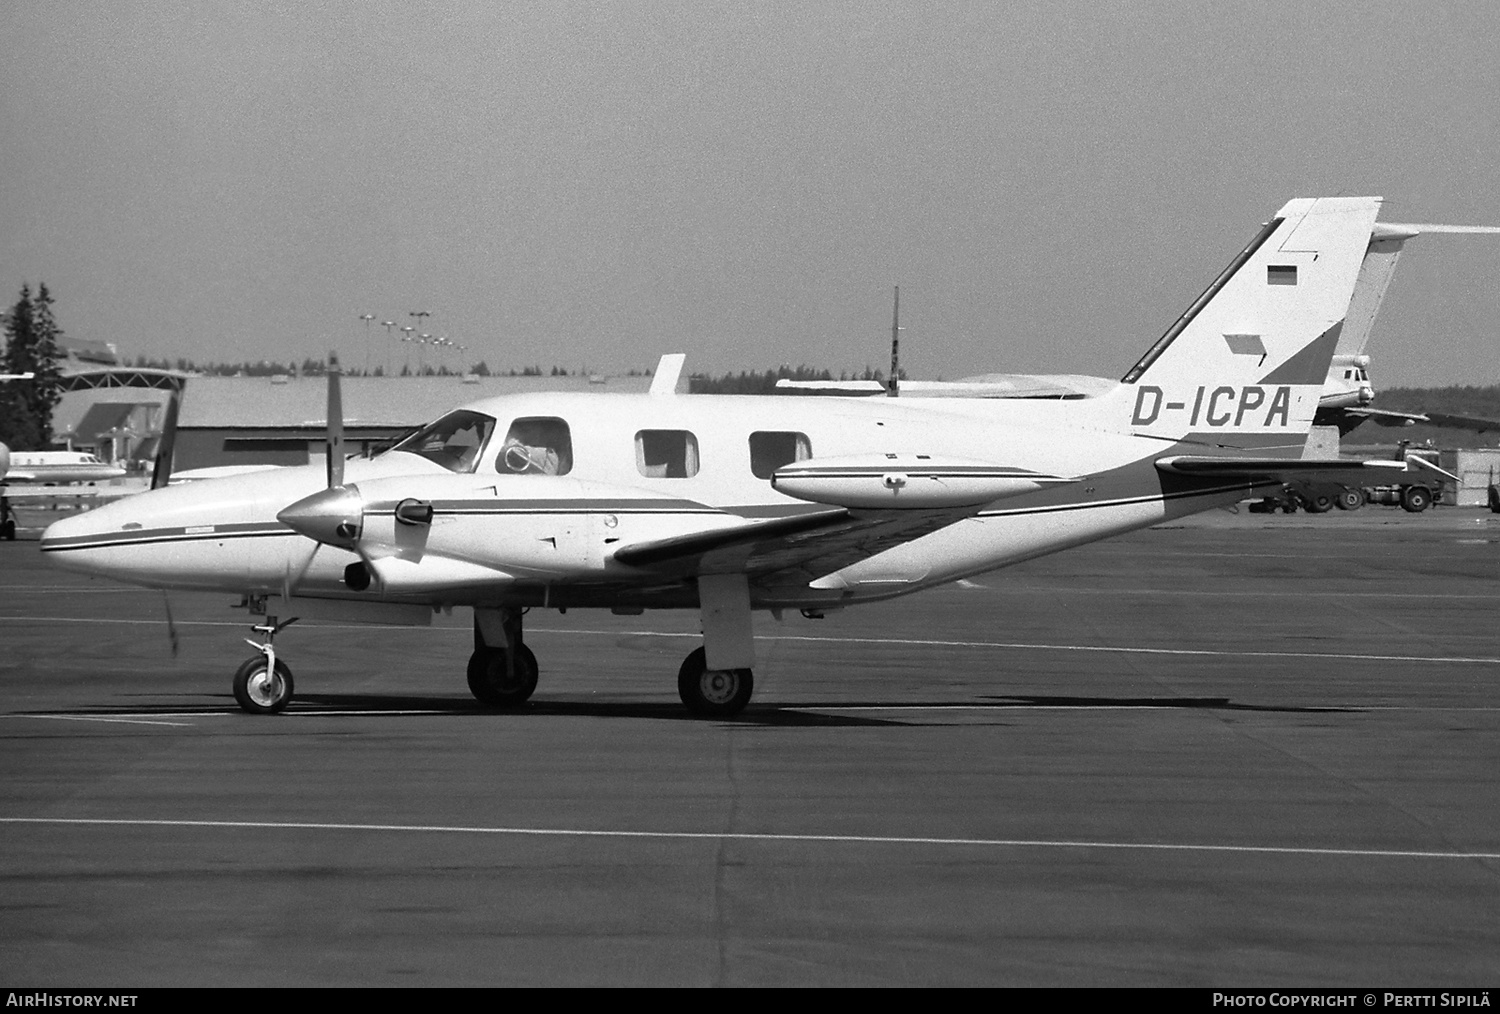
[40,387,1276,610]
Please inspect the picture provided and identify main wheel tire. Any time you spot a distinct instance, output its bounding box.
[1,518,15,541]
[1401,485,1432,513]
[233,656,294,715]
[466,644,539,707]
[677,647,753,718]
[1336,487,1364,511]
[1305,494,1334,513]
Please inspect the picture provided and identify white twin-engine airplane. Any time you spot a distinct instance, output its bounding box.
[0,448,127,485]
[41,196,1410,718]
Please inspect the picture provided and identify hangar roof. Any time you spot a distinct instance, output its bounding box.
[176,373,656,429]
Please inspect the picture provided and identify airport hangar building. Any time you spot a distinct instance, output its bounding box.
[167,373,657,474]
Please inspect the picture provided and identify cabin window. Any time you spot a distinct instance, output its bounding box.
[635,430,699,478]
[496,417,572,475]
[388,409,496,473]
[748,431,811,479]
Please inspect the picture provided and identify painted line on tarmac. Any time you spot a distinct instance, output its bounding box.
[3,816,1497,863]
[4,616,1496,666]
[2,714,194,728]
[815,703,1500,713]
[550,629,1500,667]
[18,586,152,593]
[8,709,468,723]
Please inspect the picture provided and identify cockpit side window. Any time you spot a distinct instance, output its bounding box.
[387,409,496,473]
[496,417,572,476]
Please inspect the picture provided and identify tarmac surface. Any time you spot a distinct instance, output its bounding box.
[2,505,1499,986]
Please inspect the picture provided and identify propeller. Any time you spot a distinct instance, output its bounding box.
[151,389,185,652]
[162,591,179,658]
[150,390,181,490]
[326,351,345,487]
[281,351,386,598]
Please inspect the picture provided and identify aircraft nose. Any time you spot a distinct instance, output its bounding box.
[277,484,363,547]
[39,500,135,576]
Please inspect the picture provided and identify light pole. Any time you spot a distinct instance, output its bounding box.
[399,326,415,375]
[380,322,396,376]
[358,314,374,375]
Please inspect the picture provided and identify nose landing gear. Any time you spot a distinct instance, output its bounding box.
[233,616,298,714]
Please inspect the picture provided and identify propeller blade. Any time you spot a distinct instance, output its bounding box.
[150,392,181,490]
[162,591,179,658]
[282,542,322,601]
[326,351,345,488]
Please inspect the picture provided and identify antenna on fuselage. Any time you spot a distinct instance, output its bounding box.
[887,286,901,397]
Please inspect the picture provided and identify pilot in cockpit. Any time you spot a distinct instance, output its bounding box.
[498,419,564,475]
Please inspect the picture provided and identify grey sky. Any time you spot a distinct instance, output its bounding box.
[3,1,1498,385]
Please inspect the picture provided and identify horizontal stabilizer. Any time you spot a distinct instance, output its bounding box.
[1155,455,1407,480]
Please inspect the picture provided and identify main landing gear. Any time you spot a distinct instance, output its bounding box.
[467,606,538,707]
[234,616,298,714]
[677,647,754,717]
[464,576,761,718]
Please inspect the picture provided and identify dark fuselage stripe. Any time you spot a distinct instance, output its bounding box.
[41,528,296,552]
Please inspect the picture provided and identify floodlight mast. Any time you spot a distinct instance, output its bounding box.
[887,286,901,397]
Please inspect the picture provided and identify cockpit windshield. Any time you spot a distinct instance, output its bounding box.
[386,409,496,473]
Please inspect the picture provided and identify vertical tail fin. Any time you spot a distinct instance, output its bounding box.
[1120,197,1382,450]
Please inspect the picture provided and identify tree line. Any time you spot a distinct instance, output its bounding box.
[0,284,65,450]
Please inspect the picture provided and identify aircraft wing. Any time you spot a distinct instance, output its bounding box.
[774,374,1116,399]
[1416,411,1500,434]
[1,485,104,501]
[611,504,977,587]
[1343,407,1429,427]
[1343,407,1500,433]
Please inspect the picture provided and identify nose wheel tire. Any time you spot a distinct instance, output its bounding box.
[466,644,539,707]
[233,656,294,715]
[677,647,753,717]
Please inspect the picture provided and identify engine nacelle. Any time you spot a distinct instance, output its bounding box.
[772,454,1076,509]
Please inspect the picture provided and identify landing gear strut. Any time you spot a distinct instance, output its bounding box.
[233,616,298,714]
[468,607,538,707]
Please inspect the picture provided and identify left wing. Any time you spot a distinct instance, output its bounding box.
[611,504,977,587]
[614,453,1065,586]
